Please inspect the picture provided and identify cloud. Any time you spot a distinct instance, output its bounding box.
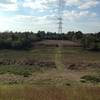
[63,10,96,21]
[65,0,80,6]
[64,0,99,9]
[23,0,57,12]
[23,0,48,12]
[0,0,99,12]
[0,0,18,11]
[0,13,57,32]
[0,3,17,11]
[0,0,99,32]
[13,14,54,25]
[79,0,99,9]
[0,0,17,4]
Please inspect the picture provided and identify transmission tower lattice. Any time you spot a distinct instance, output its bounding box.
[58,0,63,34]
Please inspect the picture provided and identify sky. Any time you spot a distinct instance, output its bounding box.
[0,0,100,33]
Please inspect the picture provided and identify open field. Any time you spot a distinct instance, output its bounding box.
[0,40,99,84]
[0,40,100,99]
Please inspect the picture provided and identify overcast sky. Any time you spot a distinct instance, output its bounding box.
[0,0,100,33]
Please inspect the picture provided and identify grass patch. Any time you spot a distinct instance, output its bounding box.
[0,65,33,77]
[81,75,100,83]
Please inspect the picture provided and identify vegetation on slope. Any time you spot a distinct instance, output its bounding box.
[0,31,100,50]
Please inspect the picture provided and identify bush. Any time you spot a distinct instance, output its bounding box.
[0,65,33,77]
[81,75,100,83]
[80,80,86,83]
[81,34,100,51]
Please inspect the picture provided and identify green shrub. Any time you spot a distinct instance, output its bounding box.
[81,75,100,83]
[80,80,86,83]
[0,65,32,77]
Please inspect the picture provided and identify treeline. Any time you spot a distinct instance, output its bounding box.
[0,31,100,50]
[0,31,39,50]
[37,31,100,51]
[81,33,100,51]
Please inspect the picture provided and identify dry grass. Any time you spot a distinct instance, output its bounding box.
[0,85,100,100]
[62,47,100,70]
[34,40,81,47]
[0,40,100,100]
[0,45,100,85]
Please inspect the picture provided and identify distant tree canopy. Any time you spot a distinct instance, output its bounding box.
[0,31,39,50]
[0,31,100,50]
[81,33,100,51]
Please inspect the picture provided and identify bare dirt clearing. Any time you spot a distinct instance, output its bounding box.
[33,40,81,47]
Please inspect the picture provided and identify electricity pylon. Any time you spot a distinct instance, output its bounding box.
[58,0,63,34]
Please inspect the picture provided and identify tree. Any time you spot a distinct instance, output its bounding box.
[75,31,83,40]
[81,34,100,51]
[37,31,45,40]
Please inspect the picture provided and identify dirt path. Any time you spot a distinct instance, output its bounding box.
[55,44,65,71]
